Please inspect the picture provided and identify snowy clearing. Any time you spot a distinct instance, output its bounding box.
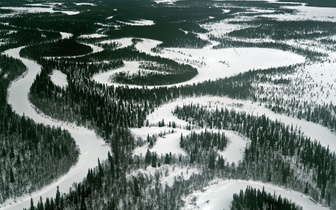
[217,131,250,165]
[116,19,155,26]
[50,69,68,88]
[74,3,97,6]
[128,165,200,187]
[60,32,73,39]
[79,33,107,39]
[154,0,181,4]
[0,6,80,16]
[132,127,189,157]
[259,5,336,22]
[99,37,134,50]
[183,179,328,210]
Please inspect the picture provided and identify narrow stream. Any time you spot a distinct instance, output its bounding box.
[1,47,110,209]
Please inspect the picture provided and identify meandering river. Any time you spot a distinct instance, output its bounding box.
[1,47,110,209]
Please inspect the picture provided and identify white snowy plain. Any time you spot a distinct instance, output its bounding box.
[50,70,68,88]
[1,47,110,210]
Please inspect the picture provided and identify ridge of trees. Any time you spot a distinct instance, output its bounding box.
[231,186,302,210]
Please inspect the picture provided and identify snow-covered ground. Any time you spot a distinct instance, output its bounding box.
[60,32,73,39]
[154,0,181,4]
[50,69,68,88]
[259,5,336,22]
[0,5,80,16]
[128,165,200,187]
[74,3,97,6]
[1,47,110,210]
[116,19,155,26]
[99,37,134,49]
[145,96,336,153]
[132,127,189,157]
[92,37,305,88]
[183,179,329,210]
[79,33,107,39]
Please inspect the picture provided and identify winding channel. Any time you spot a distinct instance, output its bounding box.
[1,47,110,209]
[1,42,333,209]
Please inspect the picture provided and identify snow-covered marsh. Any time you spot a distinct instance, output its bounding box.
[60,32,73,39]
[0,6,80,16]
[2,47,110,210]
[154,0,181,4]
[79,33,107,39]
[74,3,97,6]
[50,69,68,88]
[116,19,155,26]
[183,179,328,210]
[259,5,336,22]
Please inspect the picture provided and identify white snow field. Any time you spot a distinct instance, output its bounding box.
[155,0,181,4]
[116,19,155,26]
[79,33,107,39]
[183,179,329,210]
[1,47,110,210]
[260,4,336,22]
[50,70,68,88]
[0,4,80,16]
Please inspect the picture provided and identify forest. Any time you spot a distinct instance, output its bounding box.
[0,0,336,209]
[0,54,79,204]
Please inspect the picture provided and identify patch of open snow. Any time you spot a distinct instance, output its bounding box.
[183,179,328,210]
[60,32,73,39]
[128,165,200,187]
[132,127,189,157]
[0,6,80,16]
[74,3,97,6]
[218,131,250,165]
[222,9,230,13]
[155,0,180,4]
[79,33,107,39]
[303,63,336,104]
[92,61,136,85]
[50,70,68,88]
[259,5,336,22]
[2,47,110,210]
[204,21,248,37]
[100,37,134,50]
[117,19,155,26]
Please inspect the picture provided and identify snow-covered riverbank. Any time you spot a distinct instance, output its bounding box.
[1,47,110,210]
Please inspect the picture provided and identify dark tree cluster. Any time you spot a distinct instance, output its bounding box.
[231,186,302,210]
[228,20,336,40]
[21,38,93,58]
